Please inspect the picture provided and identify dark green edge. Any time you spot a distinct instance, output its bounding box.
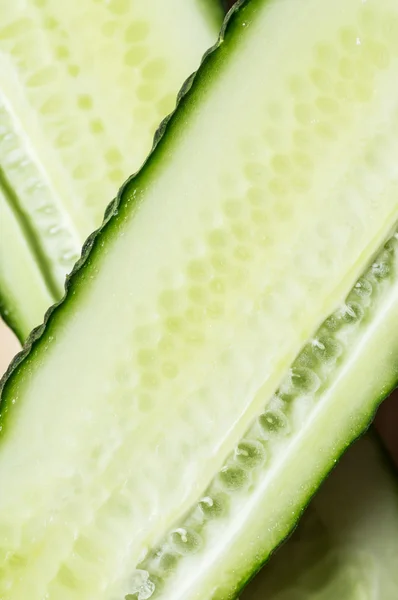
[0,0,396,597]
[240,430,398,600]
[213,2,398,591]
[0,167,60,301]
[233,381,398,600]
[0,0,253,417]
[0,165,60,342]
[0,183,24,340]
[0,0,226,341]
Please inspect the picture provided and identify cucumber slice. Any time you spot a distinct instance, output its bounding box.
[0,0,221,339]
[243,434,398,600]
[0,188,54,340]
[1,0,398,598]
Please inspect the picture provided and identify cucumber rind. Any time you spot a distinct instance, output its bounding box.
[0,1,245,393]
[0,0,224,341]
[234,430,373,597]
[242,430,398,600]
[128,226,398,597]
[1,2,397,598]
[233,379,398,597]
[0,167,63,299]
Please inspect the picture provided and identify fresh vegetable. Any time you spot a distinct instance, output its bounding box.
[243,434,398,600]
[0,0,222,340]
[1,0,398,598]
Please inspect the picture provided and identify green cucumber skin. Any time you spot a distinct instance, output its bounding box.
[2,0,397,429]
[0,0,240,347]
[0,1,224,343]
[0,170,63,343]
[0,1,225,342]
[231,350,398,597]
[0,1,397,597]
[234,430,392,598]
[0,168,62,301]
[0,0,246,426]
[209,9,397,596]
[242,431,398,600]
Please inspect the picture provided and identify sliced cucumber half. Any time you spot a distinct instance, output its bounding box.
[243,434,398,600]
[1,0,398,598]
[0,0,221,339]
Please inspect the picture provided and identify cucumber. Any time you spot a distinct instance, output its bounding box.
[243,434,398,600]
[0,0,222,340]
[0,188,55,340]
[1,0,398,598]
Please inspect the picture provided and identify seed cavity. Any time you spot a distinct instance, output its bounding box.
[259,409,288,435]
[198,494,227,519]
[133,225,398,593]
[158,552,178,573]
[126,570,155,600]
[312,336,343,363]
[289,367,321,393]
[352,277,373,298]
[170,528,202,555]
[218,466,248,491]
[234,440,266,468]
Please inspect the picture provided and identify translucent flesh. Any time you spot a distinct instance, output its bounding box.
[243,435,398,600]
[1,0,398,598]
[0,189,54,338]
[0,0,219,336]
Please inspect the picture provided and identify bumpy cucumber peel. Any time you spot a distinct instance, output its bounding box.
[2,0,397,435]
[0,0,232,384]
[243,433,398,600]
[1,0,398,598]
[0,0,221,341]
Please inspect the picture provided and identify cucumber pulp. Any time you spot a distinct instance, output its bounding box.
[243,434,398,600]
[0,0,221,339]
[1,0,398,598]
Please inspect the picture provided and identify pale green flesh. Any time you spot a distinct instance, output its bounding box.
[0,189,54,339]
[1,0,398,599]
[0,0,220,339]
[243,434,398,600]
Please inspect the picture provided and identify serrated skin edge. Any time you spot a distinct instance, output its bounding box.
[0,0,249,393]
[0,2,397,598]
